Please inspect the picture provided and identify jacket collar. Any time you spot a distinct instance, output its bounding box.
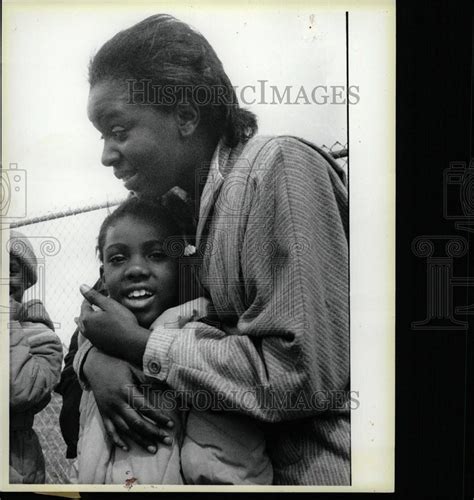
[196,140,231,247]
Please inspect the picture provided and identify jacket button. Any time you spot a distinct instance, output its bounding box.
[147,360,161,374]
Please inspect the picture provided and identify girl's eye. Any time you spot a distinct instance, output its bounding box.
[109,254,126,264]
[149,251,165,261]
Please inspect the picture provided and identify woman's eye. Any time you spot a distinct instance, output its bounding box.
[111,126,127,141]
[101,127,127,142]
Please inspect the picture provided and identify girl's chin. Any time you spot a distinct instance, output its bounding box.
[136,314,154,329]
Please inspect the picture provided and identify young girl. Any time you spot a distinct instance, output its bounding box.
[75,197,272,484]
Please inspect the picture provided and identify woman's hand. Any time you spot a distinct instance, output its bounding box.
[153,296,211,328]
[83,348,175,452]
[78,284,150,366]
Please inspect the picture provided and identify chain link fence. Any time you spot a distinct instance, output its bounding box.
[34,392,70,484]
[7,142,347,484]
[321,141,348,162]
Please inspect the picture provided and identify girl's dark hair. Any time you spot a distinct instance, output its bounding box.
[89,14,257,147]
[97,196,183,262]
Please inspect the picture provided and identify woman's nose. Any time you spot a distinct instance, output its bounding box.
[101,139,121,167]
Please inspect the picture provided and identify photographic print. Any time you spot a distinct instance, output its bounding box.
[1,1,394,493]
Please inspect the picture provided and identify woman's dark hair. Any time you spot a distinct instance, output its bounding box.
[97,196,183,262]
[89,14,257,147]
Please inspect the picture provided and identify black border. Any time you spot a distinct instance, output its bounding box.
[397,0,473,498]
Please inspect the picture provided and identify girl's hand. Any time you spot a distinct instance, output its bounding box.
[79,284,150,366]
[83,348,175,452]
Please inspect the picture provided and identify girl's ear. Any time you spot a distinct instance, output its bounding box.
[175,103,200,137]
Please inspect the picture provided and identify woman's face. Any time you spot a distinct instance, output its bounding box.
[88,80,192,200]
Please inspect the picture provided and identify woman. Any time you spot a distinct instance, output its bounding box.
[75,13,349,485]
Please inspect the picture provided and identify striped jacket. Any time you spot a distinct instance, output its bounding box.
[142,136,350,485]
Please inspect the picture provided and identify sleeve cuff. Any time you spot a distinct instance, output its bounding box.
[143,326,180,382]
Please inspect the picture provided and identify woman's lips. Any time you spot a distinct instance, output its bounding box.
[123,173,140,191]
[114,169,140,190]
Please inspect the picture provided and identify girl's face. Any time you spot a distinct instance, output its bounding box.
[101,215,179,328]
[87,80,192,200]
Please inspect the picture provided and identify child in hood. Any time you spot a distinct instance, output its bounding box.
[9,229,63,483]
